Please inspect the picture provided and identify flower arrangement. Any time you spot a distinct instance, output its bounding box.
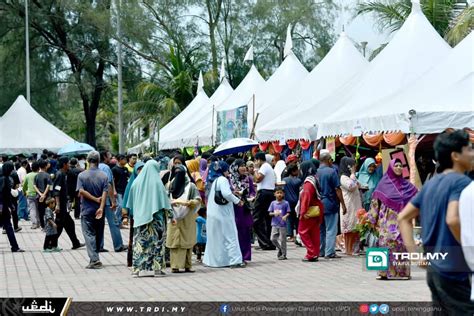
[355,209,378,247]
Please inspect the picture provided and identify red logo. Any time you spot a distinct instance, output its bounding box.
[359,304,369,313]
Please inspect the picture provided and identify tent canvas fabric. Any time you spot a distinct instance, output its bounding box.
[316,1,452,138]
[159,78,234,149]
[249,51,308,132]
[256,32,368,142]
[318,31,473,137]
[0,95,75,154]
[171,65,266,148]
[158,89,210,147]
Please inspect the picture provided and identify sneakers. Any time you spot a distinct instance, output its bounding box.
[278,256,287,260]
[86,261,103,269]
[43,248,53,253]
[52,247,63,252]
[72,243,85,250]
[14,227,22,233]
[99,248,109,253]
[31,224,40,229]
[138,270,154,277]
[12,248,25,253]
[115,245,128,252]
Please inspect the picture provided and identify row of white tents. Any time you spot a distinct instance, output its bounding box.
[132,0,471,153]
[0,96,75,155]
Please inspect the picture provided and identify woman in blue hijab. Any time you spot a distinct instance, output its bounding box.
[126,160,172,277]
[122,161,144,267]
[357,158,382,211]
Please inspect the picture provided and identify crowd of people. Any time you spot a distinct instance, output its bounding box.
[0,129,472,314]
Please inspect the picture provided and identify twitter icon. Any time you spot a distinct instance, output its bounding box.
[369,304,379,314]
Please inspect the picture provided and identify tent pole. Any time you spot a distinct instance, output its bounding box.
[117,0,124,154]
[252,94,255,135]
[211,105,215,147]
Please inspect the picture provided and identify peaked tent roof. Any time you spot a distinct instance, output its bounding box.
[160,78,233,149]
[317,0,452,138]
[158,89,210,146]
[319,31,473,136]
[129,83,214,153]
[0,95,75,154]
[249,51,308,131]
[172,64,266,148]
[256,32,368,141]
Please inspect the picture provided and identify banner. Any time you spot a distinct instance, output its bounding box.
[216,105,248,144]
[326,137,336,161]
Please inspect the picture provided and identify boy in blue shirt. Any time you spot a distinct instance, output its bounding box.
[195,208,206,263]
[268,187,290,260]
[399,129,474,314]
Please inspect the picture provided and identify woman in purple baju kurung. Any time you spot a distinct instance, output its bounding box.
[229,159,255,262]
[368,159,418,280]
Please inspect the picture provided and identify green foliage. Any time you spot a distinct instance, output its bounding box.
[356,0,472,47]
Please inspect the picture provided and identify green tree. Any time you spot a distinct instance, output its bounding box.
[1,0,115,147]
[356,0,472,46]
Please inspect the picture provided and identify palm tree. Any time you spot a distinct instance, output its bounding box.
[127,46,195,127]
[356,0,472,52]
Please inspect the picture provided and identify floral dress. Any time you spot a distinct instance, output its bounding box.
[132,210,171,274]
[367,199,410,279]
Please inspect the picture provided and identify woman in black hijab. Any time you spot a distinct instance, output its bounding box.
[0,162,23,252]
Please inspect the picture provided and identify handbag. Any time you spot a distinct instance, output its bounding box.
[306,205,321,218]
[170,184,192,220]
[213,180,229,205]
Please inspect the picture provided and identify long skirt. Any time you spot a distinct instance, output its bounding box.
[298,218,320,260]
[170,248,192,270]
[132,218,166,273]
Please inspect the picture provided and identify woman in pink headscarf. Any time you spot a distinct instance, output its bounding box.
[367,159,418,280]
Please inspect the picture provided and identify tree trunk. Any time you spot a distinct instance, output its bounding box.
[85,114,97,148]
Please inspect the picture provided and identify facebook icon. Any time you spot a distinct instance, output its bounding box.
[220,304,230,314]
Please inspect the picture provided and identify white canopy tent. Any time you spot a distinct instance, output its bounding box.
[179,65,266,148]
[316,0,452,138]
[256,31,368,141]
[0,95,75,154]
[249,52,308,132]
[157,89,210,148]
[159,78,233,149]
[318,31,473,137]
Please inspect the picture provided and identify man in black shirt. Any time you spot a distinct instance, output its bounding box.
[112,154,129,226]
[67,158,83,219]
[34,159,52,229]
[53,156,84,250]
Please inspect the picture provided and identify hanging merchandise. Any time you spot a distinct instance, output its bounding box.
[299,139,311,150]
[383,132,406,146]
[375,143,383,164]
[286,139,298,150]
[326,137,336,161]
[362,133,383,147]
[301,147,313,161]
[185,147,195,157]
[355,137,361,163]
[201,146,213,153]
[251,146,259,157]
[259,142,269,151]
[339,135,356,146]
[271,141,283,154]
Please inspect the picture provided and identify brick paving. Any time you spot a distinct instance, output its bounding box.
[0,218,431,301]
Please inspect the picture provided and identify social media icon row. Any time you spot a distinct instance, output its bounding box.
[359,303,389,314]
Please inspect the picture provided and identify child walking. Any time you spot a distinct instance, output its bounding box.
[268,187,290,260]
[43,198,60,252]
[195,208,207,262]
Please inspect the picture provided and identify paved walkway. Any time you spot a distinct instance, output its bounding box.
[0,219,432,301]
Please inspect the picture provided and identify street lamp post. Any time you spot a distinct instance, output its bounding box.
[25,0,30,104]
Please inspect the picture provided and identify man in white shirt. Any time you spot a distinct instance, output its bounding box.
[16,160,29,221]
[459,181,474,302]
[253,152,276,250]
